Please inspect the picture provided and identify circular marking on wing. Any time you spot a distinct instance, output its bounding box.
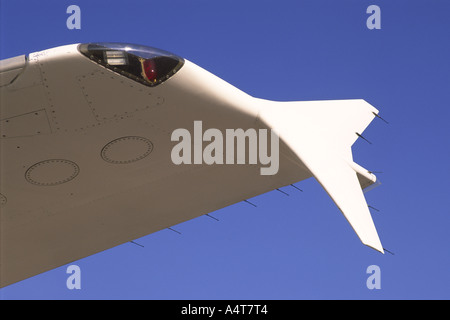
[25,159,80,186]
[0,193,6,205]
[101,136,153,164]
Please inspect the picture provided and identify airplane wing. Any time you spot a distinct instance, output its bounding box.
[0,43,383,287]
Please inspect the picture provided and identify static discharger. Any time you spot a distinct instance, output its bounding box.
[243,199,257,207]
[373,112,389,124]
[276,188,289,196]
[168,227,182,235]
[205,213,219,221]
[355,132,372,145]
[130,240,144,248]
[290,184,303,192]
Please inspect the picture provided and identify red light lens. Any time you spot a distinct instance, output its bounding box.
[143,59,157,82]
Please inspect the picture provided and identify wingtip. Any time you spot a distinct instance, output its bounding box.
[364,242,384,254]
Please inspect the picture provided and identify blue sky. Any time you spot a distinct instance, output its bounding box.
[1,0,449,299]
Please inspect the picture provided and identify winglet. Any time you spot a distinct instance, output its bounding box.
[257,99,383,253]
[304,153,384,253]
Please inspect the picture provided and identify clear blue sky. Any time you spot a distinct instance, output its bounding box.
[1,0,449,299]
